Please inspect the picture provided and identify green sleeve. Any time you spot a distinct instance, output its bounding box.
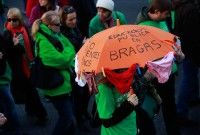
[96,83,115,119]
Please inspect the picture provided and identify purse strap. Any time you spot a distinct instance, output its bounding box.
[36,29,64,55]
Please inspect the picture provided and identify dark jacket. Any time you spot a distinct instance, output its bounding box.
[60,26,83,52]
[173,0,200,66]
[0,35,7,76]
[0,34,12,85]
[3,25,34,103]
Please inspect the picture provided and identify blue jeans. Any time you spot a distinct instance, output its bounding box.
[0,84,21,135]
[176,58,199,117]
[50,94,77,135]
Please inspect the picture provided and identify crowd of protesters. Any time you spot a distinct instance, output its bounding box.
[0,0,199,135]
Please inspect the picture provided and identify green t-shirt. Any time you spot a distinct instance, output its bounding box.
[95,83,137,135]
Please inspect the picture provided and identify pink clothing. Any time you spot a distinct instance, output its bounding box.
[146,52,174,83]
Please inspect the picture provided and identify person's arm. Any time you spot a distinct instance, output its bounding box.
[101,100,136,128]
[97,83,138,128]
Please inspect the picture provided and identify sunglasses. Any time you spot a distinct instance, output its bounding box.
[63,6,75,14]
[7,18,19,22]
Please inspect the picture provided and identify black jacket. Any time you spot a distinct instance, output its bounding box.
[0,35,6,76]
[61,26,83,52]
[173,0,200,66]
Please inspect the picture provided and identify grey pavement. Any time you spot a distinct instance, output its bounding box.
[1,0,200,135]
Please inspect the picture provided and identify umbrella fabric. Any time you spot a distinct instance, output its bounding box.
[77,24,176,74]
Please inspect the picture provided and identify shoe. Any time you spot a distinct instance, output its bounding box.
[177,117,198,127]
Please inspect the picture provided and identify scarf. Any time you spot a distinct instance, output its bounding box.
[6,23,34,78]
[102,16,115,29]
[104,64,137,94]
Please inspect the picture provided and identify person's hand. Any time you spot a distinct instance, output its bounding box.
[82,37,88,44]
[144,70,155,81]
[13,36,20,46]
[0,52,3,59]
[173,44,185,62]
[127,93,138,106]
[0,113,7,126]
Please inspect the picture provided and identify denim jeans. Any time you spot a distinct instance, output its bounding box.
[176,58,199,117]
[50,94,77,135]
[0,84,21,135]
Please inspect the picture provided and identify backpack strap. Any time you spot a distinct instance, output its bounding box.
[38,29,64,52]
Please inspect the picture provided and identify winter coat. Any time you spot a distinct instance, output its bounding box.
[60,26,83,52]
[35,23,75,97]
[89,11,127,37]
[3,23,35,103]
[173,0,200,66]
[0,35,11,86]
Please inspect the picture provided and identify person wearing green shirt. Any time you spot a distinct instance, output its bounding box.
[95,78,138,135]
[135,0,183,135]
[88,0,127,37]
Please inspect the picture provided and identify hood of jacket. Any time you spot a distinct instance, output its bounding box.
[135,7,151,24]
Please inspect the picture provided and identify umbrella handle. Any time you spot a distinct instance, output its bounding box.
[102,67,106,77]
[117,19,120,26]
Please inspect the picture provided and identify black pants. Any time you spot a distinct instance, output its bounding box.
[155,74,180,135]
[11,75,47,119]
[136,107,156,135]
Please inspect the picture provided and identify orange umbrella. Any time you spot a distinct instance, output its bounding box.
[77,24,176,74]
